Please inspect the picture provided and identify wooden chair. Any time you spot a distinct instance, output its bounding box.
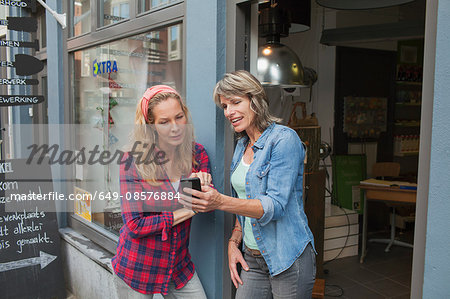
[372,162,400,178]
[369,162,414,252]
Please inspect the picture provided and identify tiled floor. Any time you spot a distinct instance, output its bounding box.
[323,236,413,299]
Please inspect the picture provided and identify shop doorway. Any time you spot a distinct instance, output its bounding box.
[226,1,432,298]
[325,45,421,299]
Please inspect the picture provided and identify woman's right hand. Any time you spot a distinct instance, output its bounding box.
[228,241,249,288]
[189,171,212,186]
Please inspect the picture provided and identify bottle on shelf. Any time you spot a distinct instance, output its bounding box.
[394,135,420,156]
[394,135,401,156]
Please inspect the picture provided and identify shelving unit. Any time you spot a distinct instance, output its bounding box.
[393,81,421,160]
[392,40,424,176]
[395,81,422,86]
[394,151,419,157]
[395,102,421,106]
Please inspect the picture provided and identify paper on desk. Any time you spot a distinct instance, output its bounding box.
[360,178,417,188]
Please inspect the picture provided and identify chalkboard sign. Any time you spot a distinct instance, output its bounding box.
[332,155,367,213]
[0,159,65,299]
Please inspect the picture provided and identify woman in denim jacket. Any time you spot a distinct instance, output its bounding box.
[180,70,316,298]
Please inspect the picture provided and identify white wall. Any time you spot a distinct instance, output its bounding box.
[282,3,337,171]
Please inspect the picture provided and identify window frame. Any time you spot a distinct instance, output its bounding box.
[66,0,185,254]
[98,0,133,29]
[69,0,92,38]
[137,0,182,16]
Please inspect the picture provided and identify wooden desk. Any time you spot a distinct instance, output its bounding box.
[359,184,416,263]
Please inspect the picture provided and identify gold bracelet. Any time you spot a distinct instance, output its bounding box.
[232,228,242,233]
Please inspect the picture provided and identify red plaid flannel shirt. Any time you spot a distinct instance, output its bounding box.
[112,143,210,295]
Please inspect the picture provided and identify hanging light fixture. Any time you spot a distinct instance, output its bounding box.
[257,42,306,86]
[259,0,311,33]
[257,0,312,87]
[316,0,415,10]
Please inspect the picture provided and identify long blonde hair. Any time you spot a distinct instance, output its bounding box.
[131,91,195,184]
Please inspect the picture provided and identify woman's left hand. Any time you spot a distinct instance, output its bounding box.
[179,185,223,213]
[190,171,212,186]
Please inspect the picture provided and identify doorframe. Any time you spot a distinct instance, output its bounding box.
[230,1,438,299]
[410,0,438,297]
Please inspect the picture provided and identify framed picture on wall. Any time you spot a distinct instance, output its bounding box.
[343,96,387,139]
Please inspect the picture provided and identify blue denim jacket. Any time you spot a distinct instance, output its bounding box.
[231,123,315,276]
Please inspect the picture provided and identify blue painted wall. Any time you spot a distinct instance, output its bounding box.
[422,1,450,298]
[185,1,226,298]
[45,0,67,227]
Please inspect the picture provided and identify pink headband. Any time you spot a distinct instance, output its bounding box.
[141,85,181,122]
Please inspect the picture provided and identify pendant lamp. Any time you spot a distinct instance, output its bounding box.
[257,1,312,87]
[257,42,306,86]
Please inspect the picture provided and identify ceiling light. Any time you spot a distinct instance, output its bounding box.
[257,42,306,86]
[257,2,312,87]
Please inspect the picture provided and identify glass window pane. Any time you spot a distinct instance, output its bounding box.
[168,24,181,61]
[138,0,180,14]
[0,38,6,94]
[102,0,130,27]
[72,24,183,234]
[120,3,130,18]
[72,0,91,37]
[0,6,6,19]
[39,11,46,48]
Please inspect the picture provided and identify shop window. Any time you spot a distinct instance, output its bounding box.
[168,24,181,61]
[138,0,180,13]
[71,0,91,37]
[101,0,130,27]
[0,6,6,37]
[0,38,6,95]
[72,24,183,236]
[37,10,46,49]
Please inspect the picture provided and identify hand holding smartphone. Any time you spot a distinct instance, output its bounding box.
[180,177,201,198]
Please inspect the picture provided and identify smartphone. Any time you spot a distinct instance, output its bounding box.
[180,177,201,198]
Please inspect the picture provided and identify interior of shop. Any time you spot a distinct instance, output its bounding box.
[257,0,425,298]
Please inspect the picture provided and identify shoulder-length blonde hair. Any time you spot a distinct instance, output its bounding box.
[131,91,195,184]
[213,70,280,138]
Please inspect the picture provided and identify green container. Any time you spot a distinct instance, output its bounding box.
[332,155,367,214]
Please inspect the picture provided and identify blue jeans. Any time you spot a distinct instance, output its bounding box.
[236,243,316,299]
